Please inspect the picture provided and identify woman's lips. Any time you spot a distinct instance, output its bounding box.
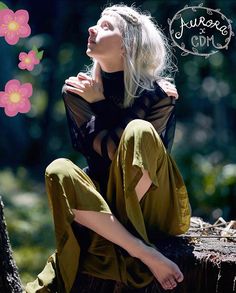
[88,38,96,44]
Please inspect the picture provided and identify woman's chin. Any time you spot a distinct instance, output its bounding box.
[86,48,94,57]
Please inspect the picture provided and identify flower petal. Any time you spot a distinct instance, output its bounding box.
[18,99,31,113]
[19,52,27,60]
[33,57,40,64]
[0,24,8,36]
[4,103,18,117]
[14,10,29,24]
[0,92,7,106]
[5,31,19,45]
[0,9,14,25]
[18,24,31,38]
[26,63,35,71]
[29,51,40,64]
[5,79,21,93]
[28,50,36,58]
[18,62,27,70]
[19,83,33,97]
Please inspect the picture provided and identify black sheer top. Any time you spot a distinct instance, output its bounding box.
[63,70,176,191]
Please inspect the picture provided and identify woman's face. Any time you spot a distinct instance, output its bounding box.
[86,15,123,62]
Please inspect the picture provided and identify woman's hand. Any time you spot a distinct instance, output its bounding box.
[64,72,105,103]
[157,79,179,100]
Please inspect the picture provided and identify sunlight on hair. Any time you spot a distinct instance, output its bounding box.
[87,4,177,107]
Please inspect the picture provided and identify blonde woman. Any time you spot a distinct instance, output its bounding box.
[26,4,191,293]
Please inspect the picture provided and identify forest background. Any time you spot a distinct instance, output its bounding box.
[0,0,235,286]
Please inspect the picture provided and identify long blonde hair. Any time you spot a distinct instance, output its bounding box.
[88,4,176,108]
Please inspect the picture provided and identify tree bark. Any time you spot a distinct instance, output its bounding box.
[0,196,23,293]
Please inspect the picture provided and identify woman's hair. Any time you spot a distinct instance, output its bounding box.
[87,4,177,108]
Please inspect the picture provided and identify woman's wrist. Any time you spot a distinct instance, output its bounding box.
[89,95,106,103]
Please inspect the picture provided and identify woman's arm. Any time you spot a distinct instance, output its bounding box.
[63,74,176,161]
[86,85,174,162]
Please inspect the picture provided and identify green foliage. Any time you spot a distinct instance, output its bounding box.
[0,1,8,9]
[0,0,235,287]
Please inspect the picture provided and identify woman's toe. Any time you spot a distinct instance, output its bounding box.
[175,272,184,282]
[169,278,177,288]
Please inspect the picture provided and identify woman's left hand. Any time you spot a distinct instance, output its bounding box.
[64,72,105,103]
[157,79,179,100]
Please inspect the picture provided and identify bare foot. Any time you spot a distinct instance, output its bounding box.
[140,246,183,291]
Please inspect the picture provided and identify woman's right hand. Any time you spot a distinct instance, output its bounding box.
[64,70,105,103]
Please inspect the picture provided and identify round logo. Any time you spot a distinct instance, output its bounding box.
[168,3,234,58]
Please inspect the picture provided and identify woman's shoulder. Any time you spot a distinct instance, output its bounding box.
[141,83,175,108]
[140,83,168,100]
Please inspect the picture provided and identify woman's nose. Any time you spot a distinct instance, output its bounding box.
[88,26,97,35]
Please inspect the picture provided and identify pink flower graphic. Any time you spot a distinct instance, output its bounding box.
[18,50,40,71]
[0,79,33,117]
[0,9,31,45]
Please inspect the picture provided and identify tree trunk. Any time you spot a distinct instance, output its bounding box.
[0,196,23,293]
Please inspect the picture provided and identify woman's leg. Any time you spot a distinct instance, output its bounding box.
[103,119,190,290]
[45,158,179,291]
[45,158,113,293]
[135,169,152,202]
[72,209,183,290]
[71,118,186,291]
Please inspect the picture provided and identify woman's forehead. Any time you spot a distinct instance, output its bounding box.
[97,14,118,25]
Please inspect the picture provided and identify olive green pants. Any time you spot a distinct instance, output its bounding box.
[25,119,191,293]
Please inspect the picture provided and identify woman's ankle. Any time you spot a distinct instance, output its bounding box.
[124,238,148,259]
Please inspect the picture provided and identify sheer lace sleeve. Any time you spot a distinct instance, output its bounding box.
[62,85,104,156]
[63,83,176,161]
[146,93,176,152]
[91,84,176,162]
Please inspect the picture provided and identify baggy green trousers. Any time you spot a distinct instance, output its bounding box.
[25,119,191,293]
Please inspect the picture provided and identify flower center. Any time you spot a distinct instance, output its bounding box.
[24,57,31,64]
[9,92,21,103]
[8,21,19,31]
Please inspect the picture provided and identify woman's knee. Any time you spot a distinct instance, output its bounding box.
[125,119,153,133]
[45,158,73,178]
[123,119,161,144]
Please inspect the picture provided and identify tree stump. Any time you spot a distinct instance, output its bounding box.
[0,195,235,293]
[0,196,23,293]
[71,218,236,293]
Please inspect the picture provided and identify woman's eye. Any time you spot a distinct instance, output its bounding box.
[102,24,109,30]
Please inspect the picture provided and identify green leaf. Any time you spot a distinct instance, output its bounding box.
[31,45,44,61]
[36,50,44,61]
[32,45,38,54]
[0,2,8,10]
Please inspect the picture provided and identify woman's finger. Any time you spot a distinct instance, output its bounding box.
[157,80,179,99]
[77,72,92,81]
[65,79,85,90]
[64,85,84,95]
[65,76,78,83]
[166,89,179,99]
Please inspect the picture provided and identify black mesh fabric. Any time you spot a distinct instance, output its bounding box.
[63,71,176,188]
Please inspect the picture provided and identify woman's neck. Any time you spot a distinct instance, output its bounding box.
[98,58,124,73]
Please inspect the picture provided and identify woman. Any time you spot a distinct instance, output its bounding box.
[26,4,190,293]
